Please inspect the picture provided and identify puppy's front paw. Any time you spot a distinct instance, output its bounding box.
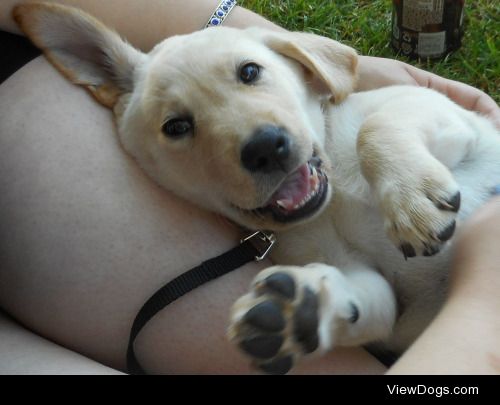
[228,266,358,374]
[380,163,460,258]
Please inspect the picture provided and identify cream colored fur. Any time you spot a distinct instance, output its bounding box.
[14,2,500,372]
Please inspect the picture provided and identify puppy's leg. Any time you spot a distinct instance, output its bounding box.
[228,263,396,374]
[357,111,466,257]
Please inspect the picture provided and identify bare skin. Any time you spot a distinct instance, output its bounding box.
[0,0,498,374]
[0,310,122,375]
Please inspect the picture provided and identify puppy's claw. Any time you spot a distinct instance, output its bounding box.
[400,243,416,260]
[348,302,360,323]
[436,191,461,212]
[423,244,441,257]
[436,220,456,242]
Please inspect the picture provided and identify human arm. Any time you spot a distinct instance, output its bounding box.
[0,0,284,50]
[357,55,500,129]
[0,311,124,374]
[387,196,500,374]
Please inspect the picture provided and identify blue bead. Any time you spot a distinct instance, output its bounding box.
[211,18,220,25]
[217,10,224,16]
[222,5,229,11]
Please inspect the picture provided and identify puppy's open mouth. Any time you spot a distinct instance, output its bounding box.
[253,156,328,223]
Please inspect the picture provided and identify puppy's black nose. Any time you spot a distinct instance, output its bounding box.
[241,126,291,173]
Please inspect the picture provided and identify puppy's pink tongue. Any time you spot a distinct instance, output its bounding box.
[267,164,311,212]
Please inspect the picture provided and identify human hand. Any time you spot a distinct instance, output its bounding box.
[449,195,500,306]
[356,55,500,129]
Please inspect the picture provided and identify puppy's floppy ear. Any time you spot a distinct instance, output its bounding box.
[13,2,146,107]
[251,29,358,103]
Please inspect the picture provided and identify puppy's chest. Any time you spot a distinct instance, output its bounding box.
[271,195,438,288]
[328,197,447,285]
[330,195,385,253]
[270,197,390,266]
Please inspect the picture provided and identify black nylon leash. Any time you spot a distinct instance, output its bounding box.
[126,231,275,375]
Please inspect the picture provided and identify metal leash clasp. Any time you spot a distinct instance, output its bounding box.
[240,231,276,261]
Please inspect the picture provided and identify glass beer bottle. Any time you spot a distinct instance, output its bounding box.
[392,0,465,59]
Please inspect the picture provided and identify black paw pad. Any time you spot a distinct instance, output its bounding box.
[260,272,296,300]
[240,334,283,359]
[400,243,416,260]
[259,355,294,375]
[437,220,456,242]
[293,287,319,354]
[437,191,461,213]
[243,300,285,332]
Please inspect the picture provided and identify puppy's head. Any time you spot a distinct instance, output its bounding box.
[14,2,358,231]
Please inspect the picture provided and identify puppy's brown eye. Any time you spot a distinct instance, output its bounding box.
[162,118,193,139]
[239,62,260,84]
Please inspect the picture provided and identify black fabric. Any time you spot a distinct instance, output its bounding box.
[126,239,260,375]
[0,31,41,84]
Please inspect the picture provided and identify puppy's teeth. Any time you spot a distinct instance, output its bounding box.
[310,177,318,193]
[276,200,291,211]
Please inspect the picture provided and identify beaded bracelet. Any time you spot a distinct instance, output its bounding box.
[204,0,238,28]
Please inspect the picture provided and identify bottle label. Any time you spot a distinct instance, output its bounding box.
[402,0,444,31]
[417,31,446,57]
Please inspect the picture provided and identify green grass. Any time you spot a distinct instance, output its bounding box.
[240,0,500,102]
